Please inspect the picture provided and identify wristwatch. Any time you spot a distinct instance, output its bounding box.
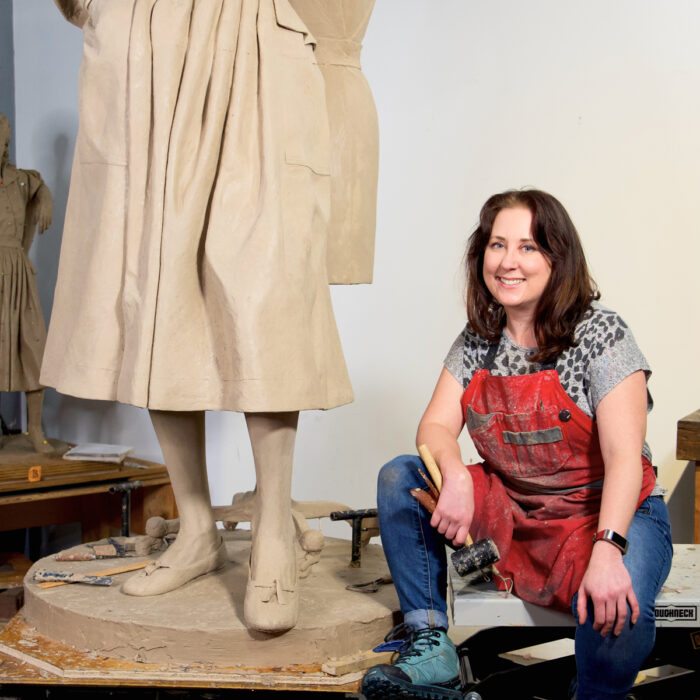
[593,529,629,554]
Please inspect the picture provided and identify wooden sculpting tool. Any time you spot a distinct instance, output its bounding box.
[415,444,500,578]
[33,570,113,586]
[36,560,152,589]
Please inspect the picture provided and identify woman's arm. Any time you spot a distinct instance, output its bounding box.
[416,368,474,547]
[576,369,648,637]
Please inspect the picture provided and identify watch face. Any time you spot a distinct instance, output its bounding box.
[594,529,628,554]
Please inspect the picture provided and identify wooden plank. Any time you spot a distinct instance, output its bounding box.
[0,614,363,691]
[0,475,170,506]
[1,460,122,482]
[676,409,700,461]
[696,464,700,544]
[0,460,168,495]
[322,650,392,676]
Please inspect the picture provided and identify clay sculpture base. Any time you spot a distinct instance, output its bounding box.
[23,530,399,667]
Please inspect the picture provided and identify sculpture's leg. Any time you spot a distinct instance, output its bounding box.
[25,389,53,454]
[122,410,227,596]
[243,411,299,633]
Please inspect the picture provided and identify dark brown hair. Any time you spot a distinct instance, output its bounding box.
[465,189,599,364]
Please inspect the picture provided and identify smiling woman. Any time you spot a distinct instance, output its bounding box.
[466,190,600,365]
[362,189,672,700]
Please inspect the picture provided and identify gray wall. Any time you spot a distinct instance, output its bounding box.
[0,0,15,159]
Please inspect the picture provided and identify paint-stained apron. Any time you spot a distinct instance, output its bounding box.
[460,344,656,611]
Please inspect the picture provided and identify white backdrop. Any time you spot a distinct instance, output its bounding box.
[11,0,700,541]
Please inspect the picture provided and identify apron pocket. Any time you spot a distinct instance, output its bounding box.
[468,406,574,478]
[503,427,563,445]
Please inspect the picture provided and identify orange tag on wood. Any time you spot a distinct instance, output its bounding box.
[28,466,42,482]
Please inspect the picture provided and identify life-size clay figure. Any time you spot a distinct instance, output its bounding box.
[289,0,378,284]
[43,0,357,632]
[0,114,54,455]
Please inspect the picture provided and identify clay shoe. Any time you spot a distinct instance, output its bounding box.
[121,538,228,596]
[243,575,298,633]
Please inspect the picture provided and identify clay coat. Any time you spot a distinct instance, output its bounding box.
[289,0,378,284]
[42,0,353,412]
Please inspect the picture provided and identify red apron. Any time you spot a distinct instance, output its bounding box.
[460,343,656,611]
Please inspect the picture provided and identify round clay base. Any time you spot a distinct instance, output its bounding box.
[23,531,399,667]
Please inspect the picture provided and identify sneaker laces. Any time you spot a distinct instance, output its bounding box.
[383,623,444,663]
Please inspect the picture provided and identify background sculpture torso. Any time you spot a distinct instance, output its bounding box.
[0,166,47,392]
[289,0,378,284]
[41,0,353,412]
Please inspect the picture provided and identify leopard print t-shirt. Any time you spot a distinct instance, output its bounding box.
[444,302,655,464]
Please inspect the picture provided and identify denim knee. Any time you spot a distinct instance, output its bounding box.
[378,455,423,495]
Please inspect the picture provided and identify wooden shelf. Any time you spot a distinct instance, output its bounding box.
[676,409,700,543]
[0,458,176,541]
[0,457,168,495]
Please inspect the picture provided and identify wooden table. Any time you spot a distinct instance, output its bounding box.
[0,456,176,541]
[676,409,700,543]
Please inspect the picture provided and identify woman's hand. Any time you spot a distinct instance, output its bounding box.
[416,367,472,545]
[430,463,474,547]
[576,542,639,637]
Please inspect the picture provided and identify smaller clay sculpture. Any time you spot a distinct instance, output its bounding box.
[0,114,54,455]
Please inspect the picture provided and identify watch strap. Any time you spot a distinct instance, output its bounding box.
[593,529,629,554]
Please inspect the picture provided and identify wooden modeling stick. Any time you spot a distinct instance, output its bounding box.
[36,560,153,589]
[418,443,474,544]
[417,443,443,492]
[416,444,501,580]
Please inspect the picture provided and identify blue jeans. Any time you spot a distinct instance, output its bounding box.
[571,492,673,699]
[377,454,673,698]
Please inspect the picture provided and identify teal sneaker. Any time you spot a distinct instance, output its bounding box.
[362,624,461,699]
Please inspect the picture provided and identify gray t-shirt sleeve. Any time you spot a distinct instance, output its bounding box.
[444,329,467,385]
[577,306,652,414]
[444,325,488,388]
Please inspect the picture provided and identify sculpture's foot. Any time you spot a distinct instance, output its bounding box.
[122,535,227,597]
[28,430,55,455]
[244,516,298,633]
[244,576,298,633]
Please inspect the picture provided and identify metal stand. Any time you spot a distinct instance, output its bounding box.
[108,481,143,536]
[329,508,377,567]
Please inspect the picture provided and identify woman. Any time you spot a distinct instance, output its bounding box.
[362,190,672,700]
